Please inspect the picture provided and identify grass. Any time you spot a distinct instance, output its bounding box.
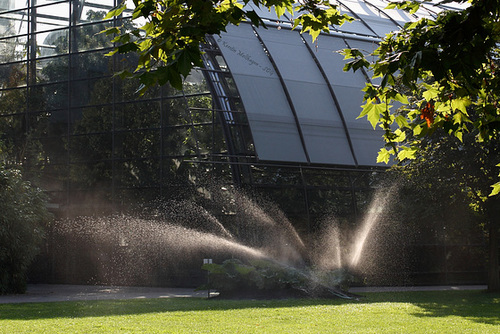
[1,290,500,333]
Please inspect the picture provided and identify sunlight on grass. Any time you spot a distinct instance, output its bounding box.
[1,290,500,333]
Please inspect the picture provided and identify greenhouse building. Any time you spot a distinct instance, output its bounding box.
[0,0,487,286]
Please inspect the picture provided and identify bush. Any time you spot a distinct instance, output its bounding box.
[201,259,356,299]
[0,163,51,294]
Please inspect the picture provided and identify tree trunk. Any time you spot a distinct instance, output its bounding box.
[486,197,500,292]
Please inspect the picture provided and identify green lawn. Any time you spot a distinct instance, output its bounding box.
[1,290,499,333]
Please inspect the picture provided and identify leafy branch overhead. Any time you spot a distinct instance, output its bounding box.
[102,0,352,93]
[341,0,500,196]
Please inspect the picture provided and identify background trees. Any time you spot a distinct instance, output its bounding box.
[342,0,500,291]
[384,131,499,289]
[343,0,500,194]
[0,154,52,294]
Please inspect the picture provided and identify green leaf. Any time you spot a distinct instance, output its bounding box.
[413,124,423,136]
[393,129,406,143]
[117,43,140,53]
[104,3,127,19]
[99,27,120,36]
[397,146,416,161]
[274,4,287,18]
[450,97,471,114]
[422,88,438,101]
[395,115,409,128]
[394,93,409,104]
[175,49,196,77]
[489,181,500,197]
[377,148,392,164]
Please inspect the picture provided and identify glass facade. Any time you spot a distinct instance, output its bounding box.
[1,0,486,286]
[0,0,252,214]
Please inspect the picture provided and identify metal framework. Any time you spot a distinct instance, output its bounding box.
[0,0,485,285]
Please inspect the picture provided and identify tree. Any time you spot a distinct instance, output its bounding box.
[342,0,500,195]
[0,151,52,294]
[102,0,352,91]
[341,0,500,290]
[386,131,499,290]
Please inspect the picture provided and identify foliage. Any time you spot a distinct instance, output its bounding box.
[0,160,52,294]
[103,0,353,92]
[200,258,353,298]
[342,0,500,195]
[379,131,500,288]
[389,131,499,207]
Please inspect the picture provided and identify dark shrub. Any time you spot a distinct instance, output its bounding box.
[0,164,51,294]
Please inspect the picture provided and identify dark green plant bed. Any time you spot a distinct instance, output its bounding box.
[201,258,358,300]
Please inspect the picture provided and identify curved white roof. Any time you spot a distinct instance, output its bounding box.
[214,0,460,167]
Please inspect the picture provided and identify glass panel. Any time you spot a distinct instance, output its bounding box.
[39,135,67,164]
[0,35,28,61]
[36,162,67,192]
[329,85,385,167]
[285,81,355,165]
[303,170,351,188]
[337,1,378,37]
[38,56,68,82]
[217,24,308,163]
[209,116,229,155]
[338,0,399,37]
[162,97,188,126]
[186,95,212,121]
[251,166,302,186]
[307,35,368,88]
[368,0,415,24]
[69,160,112,189]
[70,77,113,107]
[71,105,113,134]
[0,0,28,12]
[115,129,160,159]
[0,9,27,37]
[76,0,115,25]
[0,114,25,145]
[192,124,212,155]
[35,0,69,7]
[162,126,197,156]
[38,29,68,56]
[120,76,161,102]
[34,3,70,33]
[258,187,307,215]
[72,21,112,52]
[307,189,355,217]
[71,51,111,79]
[0,87,26,114]
[40,109,69,136]
[116,101,160,131]
[29,82,68,111]
[0,62,26,88]
[184,69,210,94]
[117,158,161,188]
[258,29,353,165]
[69,133,112,162]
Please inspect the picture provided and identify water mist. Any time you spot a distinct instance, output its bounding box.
[47,184,396,297]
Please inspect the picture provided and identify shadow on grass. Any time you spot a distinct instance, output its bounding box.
[362,290,500,326]
[1,290,499,326]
